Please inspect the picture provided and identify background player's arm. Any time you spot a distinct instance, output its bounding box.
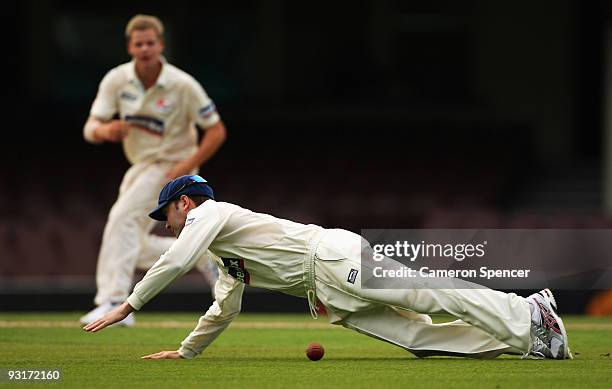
[84,69,127,144]
[166,81,227,179]
[166,120,227,179]
[83,116,129,143]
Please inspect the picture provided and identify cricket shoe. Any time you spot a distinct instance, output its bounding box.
[79,301,135,327]
[524,289,572,359]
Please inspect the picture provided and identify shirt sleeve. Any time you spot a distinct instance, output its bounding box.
[90,69,119,121]
[126,203,225,311]
[187,80,221,129]
[178,269,245,359]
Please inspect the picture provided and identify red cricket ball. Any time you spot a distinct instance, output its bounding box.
[305,342,325,361]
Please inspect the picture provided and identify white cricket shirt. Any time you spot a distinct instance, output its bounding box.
[89,59,220,165]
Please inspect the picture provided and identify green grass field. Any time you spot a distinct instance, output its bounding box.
[1,312,611,388]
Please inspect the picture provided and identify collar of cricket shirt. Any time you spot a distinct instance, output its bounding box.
[128,56,170,89]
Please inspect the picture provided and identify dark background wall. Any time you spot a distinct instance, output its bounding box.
[2,0,611,312]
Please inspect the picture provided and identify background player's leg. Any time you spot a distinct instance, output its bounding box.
[192,254,220,291]
[136,233,175,267]
[93,162,169,306]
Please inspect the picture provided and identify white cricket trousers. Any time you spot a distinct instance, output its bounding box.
[94,162,214,305]
[313,229,532,359]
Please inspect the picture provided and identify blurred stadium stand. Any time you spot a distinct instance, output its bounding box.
[2,120,610,313]
[3,0,612,313]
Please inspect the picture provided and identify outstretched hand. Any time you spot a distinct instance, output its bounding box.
[83,302,133,332]
[142,350,183,360]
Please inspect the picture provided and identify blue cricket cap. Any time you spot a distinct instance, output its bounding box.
[149,175,215,221]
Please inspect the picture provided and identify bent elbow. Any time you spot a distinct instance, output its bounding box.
[83,117,103,144]
[214,122,227,144]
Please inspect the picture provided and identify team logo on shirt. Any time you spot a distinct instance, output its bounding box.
[155,98,175,114]
[198,102,216,118]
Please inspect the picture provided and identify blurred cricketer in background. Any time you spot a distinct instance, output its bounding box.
[84,175,572,361]
[80,14,225,327]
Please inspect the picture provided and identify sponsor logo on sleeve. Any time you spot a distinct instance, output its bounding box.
[185,217,195,227]
[221,257,251,284]
[198,102,217,118]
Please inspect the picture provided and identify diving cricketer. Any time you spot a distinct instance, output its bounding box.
[84,175,572,361]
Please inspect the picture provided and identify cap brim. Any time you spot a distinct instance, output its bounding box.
[148,201,170,221]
